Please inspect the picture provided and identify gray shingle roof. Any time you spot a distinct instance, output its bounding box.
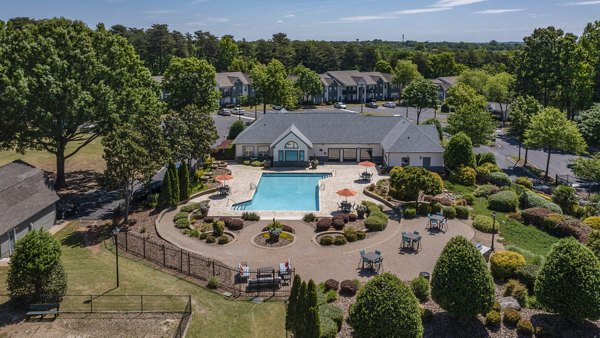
[215,72,251,88]
[0,160,60,234]
[234,112,443,154]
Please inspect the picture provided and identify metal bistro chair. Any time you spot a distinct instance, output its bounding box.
[440,218,448,232]
[412,232,422,251]
[358,249,370,269]
[401,232,411,248]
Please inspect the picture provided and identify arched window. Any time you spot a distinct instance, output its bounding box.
[285,141,298,149]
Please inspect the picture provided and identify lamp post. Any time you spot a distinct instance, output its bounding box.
[236,104,241,121]
[491,212,497,252]
[359,84,364,114]
[112,227,121,288]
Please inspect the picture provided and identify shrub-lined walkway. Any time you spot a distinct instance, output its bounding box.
[156,209,475,282]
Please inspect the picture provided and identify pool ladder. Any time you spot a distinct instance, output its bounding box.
[250,182,256,190]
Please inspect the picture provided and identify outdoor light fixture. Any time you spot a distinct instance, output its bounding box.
[491,212,497,252]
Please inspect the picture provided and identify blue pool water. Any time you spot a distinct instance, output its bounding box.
[232,173,330,211]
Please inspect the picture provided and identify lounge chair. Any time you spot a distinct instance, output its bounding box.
[278,259,292,284]
[238,262,250,282]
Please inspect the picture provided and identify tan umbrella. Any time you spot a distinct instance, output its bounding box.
[336,188,358,202]
[358,161,376,174]
[215,174,233,186]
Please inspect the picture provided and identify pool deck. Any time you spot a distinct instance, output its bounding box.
[196,163,383,219]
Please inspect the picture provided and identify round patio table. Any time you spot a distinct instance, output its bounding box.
[362,252,381,269]
[428,214,445,222]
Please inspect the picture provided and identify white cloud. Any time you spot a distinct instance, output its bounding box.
[206,17,230,23]
[284,14,295,18]
[276,20,284,23]
[433,0,487,7]
[187,0,210,5]
[143,9,173,15]
[338,15,393,22]
[475,8,524,14]
[561,0,600,5]
[395,7,452,14]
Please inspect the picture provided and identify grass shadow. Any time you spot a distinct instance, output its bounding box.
[530,313,600,338]
[424,312,490,337]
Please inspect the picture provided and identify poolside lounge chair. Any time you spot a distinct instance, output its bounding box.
[278,259,292,284]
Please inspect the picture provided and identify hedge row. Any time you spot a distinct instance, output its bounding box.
[521,208,592,243]
[519,190,562,213]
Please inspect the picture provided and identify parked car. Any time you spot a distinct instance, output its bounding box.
[232,107,245,115]
[366,101,378,108]
[334,102,347,109]
[383,101,397,108]
[218,108,231,116]
[272,105,283,111]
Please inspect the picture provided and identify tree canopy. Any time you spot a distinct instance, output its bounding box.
[444,133,477,170]
[403,78,438,124]
[446,83,487,110]
[291,64,322,103]
[577,103,600,146]
[0,18,161,189]
[162,57,220,112]
[447,104,495,146]
[250,59,297,113]
[164,104,218,163]
[572,152,600,183]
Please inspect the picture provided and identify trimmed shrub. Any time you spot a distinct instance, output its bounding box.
[221,217,244,230]
[489,172,511,187]
[474,184,500,197]
[205,235,216,243]
[348,214,358,222]
[584,216,600,230]
[488,190,518,212]
[431,236,495,318]
[475,165,492,183]
[303,213,317,222]
[588,231,600,259]
[410,276,430,303]
[332,218,345,230]
[349,273,423,338]
[228,119,245,139]
[324,279,339,291]
[320,235,334,246]
[455,206,469,219]
[319,304,344,334]
[552,185,578,214]
[485,311,501,327]
[207,276,219,289]
[241,212,260,221]
[477,152,497,166]
[319,317,338,338]
[389,166,444,201]
[333,236,347,245]
[340,279,358,296]
[316,218,332,231]
[203,216,214,223]
[517,319,534,336]
[463,193,475,205]
[521,207,553,226]
[343,227,358,242]
[403,207,417,219]
[417,203,432,215]
[175,218,190,229]
[519,190,562,213]
[534,324,554,338]
[490,251,526,280]
[450,165,476,186]
[217,236,229,245]
[430,202,442,213]
[325,289,338,303]
[356,231,367,240]
[364,212,388,231]
[473,215,496,233]
[444,132,476,170]
[503,308,521,326]
[173,212,190,221]
[515,264,540,290]
[180,203,201,213]
[535,238,600,321]
[199,232,208,240]
[442,206,457,219]
[336,214,349,224]
[213,220,225,236]
[515,177,533,189]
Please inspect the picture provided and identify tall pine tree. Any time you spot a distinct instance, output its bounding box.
[305,280,321,338]
[159,171,173,209]
[295,281,308,337]
[286,274,302,333]
[178,164,190,201]
[168,161,180,206]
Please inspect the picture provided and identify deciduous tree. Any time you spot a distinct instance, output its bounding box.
[392,60,422,115]
[577,103,600,146]
[403,78,438,124]
[524,107,587,180]
[508,96,542,164]
[162,57,220,112]
[485,72,515,124]
[444,133,476,170]
[458,69,490,95]
[447,104,495,146]
[216,35,239,72]
[573,152,600,184]
[446,83,487,110]
[250,59,296,113]
[374,59,393,73]
[164,105,218,165]
[291,64,322,104]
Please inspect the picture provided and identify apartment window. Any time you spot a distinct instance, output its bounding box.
[401,157,410,166]
[257,146,269,157]
[242,146,254,157]
[285,141,299,149]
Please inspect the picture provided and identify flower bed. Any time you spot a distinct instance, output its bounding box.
[253,231,295,248]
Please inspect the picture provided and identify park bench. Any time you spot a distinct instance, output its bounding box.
[26,303,60,319]
[247,277,282,289]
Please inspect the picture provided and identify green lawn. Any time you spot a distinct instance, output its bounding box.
[0,137,105,173]
[0,223,285,338]
[444,180,560,260]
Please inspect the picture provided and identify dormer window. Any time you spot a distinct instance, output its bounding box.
[285,141,299,149]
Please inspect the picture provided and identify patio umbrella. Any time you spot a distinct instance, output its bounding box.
[358,161,376,174]
[215,174,233,186]
[336,188,358,201]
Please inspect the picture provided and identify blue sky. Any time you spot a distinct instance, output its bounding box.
[1,0,598,42]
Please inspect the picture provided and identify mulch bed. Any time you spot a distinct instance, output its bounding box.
[253,232,294,248]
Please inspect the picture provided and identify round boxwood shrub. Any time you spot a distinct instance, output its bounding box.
[348,213,358,222]
[473,215,497,233]
[217,236,229,245]
[515,177,533,189]
[206,235,216,243]
[336,214,349,224]
[584,216,600,230]
[316,218,333,231]
[474,184,500,197]
[340,279,359,296]
[324,279,339,291]
[349,273,423,338]
[221,217,244,230]
[442,206,457,219]
[175,218,190,229]
[455,206,469,219]
[430,202,442,213]
[489,172,511,187]
[410,276,430,303]
[477,152,497,166]
[535,237,600,321]
[403,207,417,219]
[332,218,345,230]
[356,231,367,240]
[490,251,526,280]
[320,304,344,333]
[503,308,521,326]
[431,236,495,318]
[485,310,501,327]
[207,276,219,289]
[450,165,476,187]
[333,236,347,245]
[203,216,214,223]
[463,193,475,205]
[364,212,388,232]
[517,319,534,336]
[343,228,358,242]
[320,235,334,246]
[488,190,518,212]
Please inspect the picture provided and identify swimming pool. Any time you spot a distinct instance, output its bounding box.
[232,173,331,211]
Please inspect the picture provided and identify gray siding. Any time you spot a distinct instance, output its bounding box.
[0,204,56,258]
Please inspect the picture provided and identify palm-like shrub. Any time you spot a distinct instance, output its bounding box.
[535,237,600,321]
[431,236,495,318]
[349,273,423,338]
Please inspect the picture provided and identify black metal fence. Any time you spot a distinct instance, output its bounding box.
[556,174,600,193]
[46,294,192,314]
[115,231,294,299]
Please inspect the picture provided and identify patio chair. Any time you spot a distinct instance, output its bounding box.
[401,232,411,248]
[374,257,383,271]
[412,236,422,251]
[358,250,370,268]
[440,219,448,232]
[238,262,250,282]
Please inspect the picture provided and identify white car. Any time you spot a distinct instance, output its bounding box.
[383,102,397,108]
[334,102,347,109]
[232,107,245,115]
[217,108,231,116]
